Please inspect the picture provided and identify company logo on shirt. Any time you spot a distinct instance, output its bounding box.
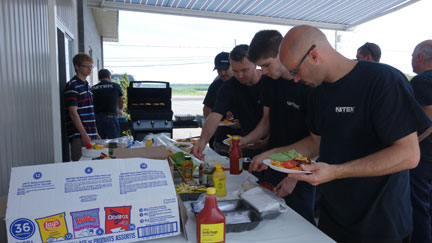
[93,84,114,89]
[335,106,355,113]
[286,101,300,110]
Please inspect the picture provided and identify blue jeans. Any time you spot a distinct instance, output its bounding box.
[95,113,120,139]
[410,161,432,243]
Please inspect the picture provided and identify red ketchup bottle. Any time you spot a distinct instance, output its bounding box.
[229,136,243,175]
[196,187,226,243]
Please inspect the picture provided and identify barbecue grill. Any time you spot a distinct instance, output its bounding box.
[127,81,173,141]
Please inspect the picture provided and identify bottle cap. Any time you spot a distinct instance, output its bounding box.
[215,163,223,171]
[232,136,240,140]
[206,187,216,195]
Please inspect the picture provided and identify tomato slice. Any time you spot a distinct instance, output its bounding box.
[282,160,297,169]
[259,181,275,192]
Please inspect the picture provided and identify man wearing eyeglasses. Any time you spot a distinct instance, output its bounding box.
[250,25,431,242]
[356,42,381,62]
[409,39,432,243]
[64,53,99,161]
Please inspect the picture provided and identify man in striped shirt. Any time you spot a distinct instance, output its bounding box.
[64,53,99,161]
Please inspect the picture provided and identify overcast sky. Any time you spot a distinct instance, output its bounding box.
[104,0,432,84]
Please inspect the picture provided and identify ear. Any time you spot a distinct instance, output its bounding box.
[367,54,374,62]
[417,53,424,63]
[309,49,319,64]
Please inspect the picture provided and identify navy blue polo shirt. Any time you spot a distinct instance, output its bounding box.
[306,61,430,240]
[64,76,98,141]
[212,75,264,135]
[410,70,432,162]
[262,77,310,148]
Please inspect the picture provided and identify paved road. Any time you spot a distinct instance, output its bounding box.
[172,96,204,139]
[172,96,204,115]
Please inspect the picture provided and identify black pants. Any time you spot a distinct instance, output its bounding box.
[318,210,411,243]
[410,161,432,243]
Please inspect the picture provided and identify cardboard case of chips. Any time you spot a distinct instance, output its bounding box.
[5,157,184,243]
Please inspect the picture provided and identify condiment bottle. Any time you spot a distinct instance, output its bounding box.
[196,187,226,243]
[182,156,194,181]
[145,138,153,147]
[229,136,243,175]
[212,164,226,197]
[200,162,214,187]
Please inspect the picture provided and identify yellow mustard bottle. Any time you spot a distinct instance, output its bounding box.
[182,156,194,181]
[212,164,227,197]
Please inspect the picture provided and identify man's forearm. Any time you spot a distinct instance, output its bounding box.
[200,112,223,143]
[69,110,88,137]
[243,117,269,143]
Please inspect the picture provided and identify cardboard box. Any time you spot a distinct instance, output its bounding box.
[5,157,184,243]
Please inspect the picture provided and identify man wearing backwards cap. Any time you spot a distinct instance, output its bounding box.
[202,52,236,154]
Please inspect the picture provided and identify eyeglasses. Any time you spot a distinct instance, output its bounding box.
[80,64,94,69]
[289,45,316,77]
[362,42,375,60]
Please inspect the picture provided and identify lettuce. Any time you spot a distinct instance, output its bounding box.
[269,149,303,161]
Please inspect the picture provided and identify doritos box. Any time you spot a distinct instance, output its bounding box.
[5,157,183,243]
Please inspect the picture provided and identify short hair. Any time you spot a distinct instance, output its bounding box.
[72,53,93,67]
[248,30,283,62]
[415,40,432,63]
[229,44,249,62]
[98,69,111,80]
[357,42,381,62]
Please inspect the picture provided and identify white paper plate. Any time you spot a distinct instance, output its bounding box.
[263,159,312,174]
[219,120,235,127]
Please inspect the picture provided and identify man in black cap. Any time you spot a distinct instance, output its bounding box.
[202,52,238,154]
[92,69,123,139]
[203,52,233,117]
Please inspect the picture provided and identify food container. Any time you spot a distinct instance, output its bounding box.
[191,199,263,232]
[174,142,193,153]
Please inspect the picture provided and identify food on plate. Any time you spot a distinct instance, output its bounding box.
[269,150,311,171]
[85,143,93,149]
[174,142,193,153]
[220,119,233,124]
[176,182,206,194]
[92,144,105,150]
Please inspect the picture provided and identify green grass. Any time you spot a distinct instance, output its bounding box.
[171,84,209,96]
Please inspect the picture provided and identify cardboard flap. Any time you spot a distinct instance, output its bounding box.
[177,195,188,240]
[113,145,168,159]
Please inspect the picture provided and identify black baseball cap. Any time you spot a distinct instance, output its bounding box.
[213,52,230,70]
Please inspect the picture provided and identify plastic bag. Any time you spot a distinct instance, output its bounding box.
[234,178,289,219]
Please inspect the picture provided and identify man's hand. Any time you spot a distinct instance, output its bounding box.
[275,177,298,198]
[238,136,249,147]
[248,152,269,172]
[81,134,92,146]
[191,140,207,160]
[288,162,337,186]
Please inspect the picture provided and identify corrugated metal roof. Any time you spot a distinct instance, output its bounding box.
[88,0,420,31]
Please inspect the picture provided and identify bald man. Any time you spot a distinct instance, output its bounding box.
[409,39,432,243]
[250,25,431,242]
